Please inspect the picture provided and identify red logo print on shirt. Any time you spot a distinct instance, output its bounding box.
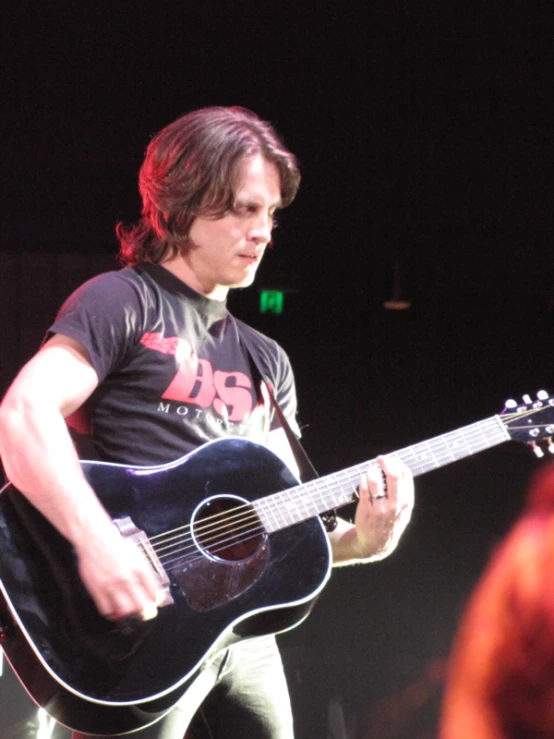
[140,332,254,422]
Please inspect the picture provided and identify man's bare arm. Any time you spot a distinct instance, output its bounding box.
[0,334,165,619]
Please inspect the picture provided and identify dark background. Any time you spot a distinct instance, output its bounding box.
[2,2,554,737]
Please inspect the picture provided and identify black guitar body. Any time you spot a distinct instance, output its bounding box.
[0,438,331,735]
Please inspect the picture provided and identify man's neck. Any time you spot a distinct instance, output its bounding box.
[159,256,228,302]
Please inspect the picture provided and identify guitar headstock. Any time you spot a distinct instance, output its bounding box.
[501,391,554,457]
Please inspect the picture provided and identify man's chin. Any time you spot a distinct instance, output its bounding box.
[230,271,257,289]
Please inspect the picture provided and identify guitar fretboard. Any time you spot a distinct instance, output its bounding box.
[253,415,509,533]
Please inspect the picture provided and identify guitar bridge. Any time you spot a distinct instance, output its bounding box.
[113,517,174,608]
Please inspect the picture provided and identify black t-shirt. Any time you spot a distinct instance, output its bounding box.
[50,264,300,465]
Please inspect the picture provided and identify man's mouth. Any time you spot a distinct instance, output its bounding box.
[238,253,261,263]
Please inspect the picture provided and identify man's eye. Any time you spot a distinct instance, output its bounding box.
[235,205,256,216]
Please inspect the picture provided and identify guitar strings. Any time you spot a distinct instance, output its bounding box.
[158,512,264,565]
[135,411,541,571]
[145,413,534,567]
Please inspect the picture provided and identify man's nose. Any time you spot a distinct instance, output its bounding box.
[249,212,272,243]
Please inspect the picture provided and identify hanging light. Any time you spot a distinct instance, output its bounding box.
[383,259,411,310]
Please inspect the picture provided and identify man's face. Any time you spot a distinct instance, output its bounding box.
[185,153,282,300]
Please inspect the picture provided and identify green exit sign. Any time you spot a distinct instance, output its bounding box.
[259,290,285,314]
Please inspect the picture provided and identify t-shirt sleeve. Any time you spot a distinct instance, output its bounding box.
[49,271,143,382]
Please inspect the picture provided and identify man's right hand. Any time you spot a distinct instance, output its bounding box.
[75,527,166,622]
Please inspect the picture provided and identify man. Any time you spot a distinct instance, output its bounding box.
[0,106,414,738]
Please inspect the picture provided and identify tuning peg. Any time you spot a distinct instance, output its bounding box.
[523,394,533,405]
[537,390,550,401]
[531,442,545,458]
[505,399,518,409]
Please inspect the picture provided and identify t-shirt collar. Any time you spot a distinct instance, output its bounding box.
[139,263,229,326]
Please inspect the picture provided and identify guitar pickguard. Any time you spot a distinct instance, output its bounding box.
[173,494,270,611]
[174,540,269,612]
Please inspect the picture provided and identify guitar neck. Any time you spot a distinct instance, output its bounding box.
[254,415,510,533]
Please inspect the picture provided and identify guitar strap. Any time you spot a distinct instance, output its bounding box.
[236,320,338,532]
[260,380,319,483]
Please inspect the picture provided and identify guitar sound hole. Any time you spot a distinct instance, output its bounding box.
[192,496,265,563]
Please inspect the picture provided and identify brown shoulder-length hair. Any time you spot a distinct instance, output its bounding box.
[117,106,301,266]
